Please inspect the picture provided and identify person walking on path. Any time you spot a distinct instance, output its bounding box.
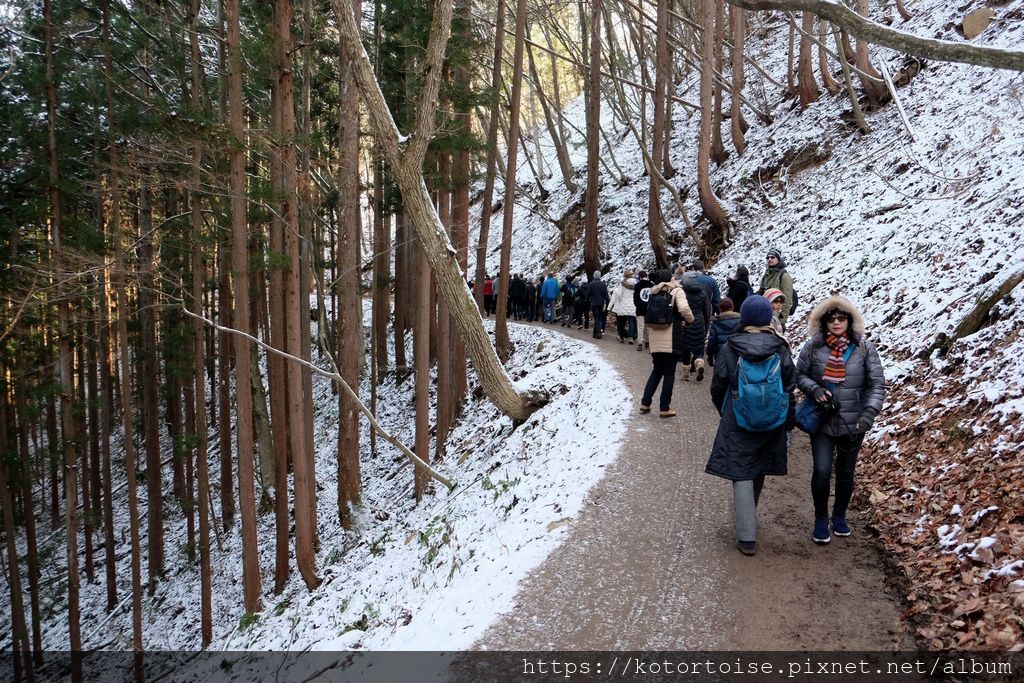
[706,296,796,556]
[726,265,752,312]
[764,289,787,335]
[573,277,590,329]
[483,275,495,316]
[559,276,577,326]
[509,274,526,320]
[706,297,741,366]
[523,277,536,322]
[634,269,654,351]
[795,296,885,545]
[679,270,712,381]
[587,270,610,339]
[760,248,794,327]
[639,269,694,418]
[540,272,560,324]
[690,259,722,315]
[609,270,639,343]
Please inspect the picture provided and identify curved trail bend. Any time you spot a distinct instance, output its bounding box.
[477,321,910,650]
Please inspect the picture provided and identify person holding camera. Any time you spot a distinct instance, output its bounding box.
[795,296,885,545]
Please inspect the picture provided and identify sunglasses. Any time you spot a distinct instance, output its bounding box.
[766,256,777,260]
[826,314,849,323]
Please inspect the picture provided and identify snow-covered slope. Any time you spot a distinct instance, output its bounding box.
[473,0,1024,649]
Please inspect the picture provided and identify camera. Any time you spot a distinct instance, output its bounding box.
[821,394,841,413]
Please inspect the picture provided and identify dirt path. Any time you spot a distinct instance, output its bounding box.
[476,321,911,650]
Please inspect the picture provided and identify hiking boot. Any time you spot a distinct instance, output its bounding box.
[736,540,756,556]
[681,368,691,381]
[637,344,644,352]
[659,409,677,418]
[639,404,651,414]
[831,517,851,536]
[812,518,831,544]
[618,336,625,343]
[695,359,705,382]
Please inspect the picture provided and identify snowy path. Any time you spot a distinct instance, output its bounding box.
[476,321,911,650]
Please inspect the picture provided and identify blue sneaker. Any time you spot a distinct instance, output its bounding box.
[831,517,851,536]
[812,518,831,544]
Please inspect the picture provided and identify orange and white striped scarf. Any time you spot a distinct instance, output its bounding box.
[822,333,850,384]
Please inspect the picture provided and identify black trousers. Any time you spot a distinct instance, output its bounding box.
[810,431,865,519]
[641,352,678,411]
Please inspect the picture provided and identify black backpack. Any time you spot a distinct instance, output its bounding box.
[644,290,674,328]
[790,288,799,314]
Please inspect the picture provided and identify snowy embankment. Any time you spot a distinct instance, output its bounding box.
[0,315,629,652]
[474,0,1024,649]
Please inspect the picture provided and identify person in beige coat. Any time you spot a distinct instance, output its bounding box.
[639,269,695,417]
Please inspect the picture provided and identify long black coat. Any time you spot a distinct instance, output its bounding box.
[680,281,710,361]
[705,330,795,481]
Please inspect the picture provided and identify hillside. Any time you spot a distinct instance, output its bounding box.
[475,0,1024,649]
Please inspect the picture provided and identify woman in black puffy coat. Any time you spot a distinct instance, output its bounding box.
[679,271,711,381]
[795,296,886,545]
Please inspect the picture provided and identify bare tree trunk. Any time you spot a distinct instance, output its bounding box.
[730,4,748,154]
[818,18,840,94]
[267,70,291,594]
[414,243,431,500]
[495,0,529,361]
[797,10,820,108]
[853,0,886,103]
[833,25,870,133]
[787,19,797,94]
[0,387,32,678]
[436,149,453,456]
[393,208,409,372]
[226,0,263,613]
[14,349,43,657]
[647,0,670,269]
[451,0,471,413]
[527,40,577,194]
[698,0,731,239]
[278,0,320,591]
[103,0,144,655]
[337,0,363,527]
[583,0,602,276]
[895,0,912,21]
[711,0,729,165]
[46,0,82,673]
[216,238,234,533]
[474,0,506,318]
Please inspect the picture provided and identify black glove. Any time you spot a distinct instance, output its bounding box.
[856,408,878,432]
[812,387,829,402]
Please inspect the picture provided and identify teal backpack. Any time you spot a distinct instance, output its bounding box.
[732,353,788,432]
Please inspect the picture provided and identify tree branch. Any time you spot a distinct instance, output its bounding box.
[179,305,455,491]
[727,0,1024,72]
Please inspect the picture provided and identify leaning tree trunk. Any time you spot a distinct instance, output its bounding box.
[853,0,887,103]
[818,19,840,94]
[331,0,541,422]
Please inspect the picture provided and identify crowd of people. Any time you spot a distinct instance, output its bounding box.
[477,247,886,557]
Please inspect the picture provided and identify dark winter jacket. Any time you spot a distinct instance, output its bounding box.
[760,260,794,324]
[706,311,742,366]
[509,276,526,299]
[679,272,711,360]
[587,278,610,309]
[524,282,536,305]
[696,272,722,315]
[706,329,795,481]
[634,277,654,316]
[795,296,886,437]
[726,277,751,312]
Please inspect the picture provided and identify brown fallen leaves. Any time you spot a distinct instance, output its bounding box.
[857,369,1023,651]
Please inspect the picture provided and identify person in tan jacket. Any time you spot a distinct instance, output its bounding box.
[639,269,695,418]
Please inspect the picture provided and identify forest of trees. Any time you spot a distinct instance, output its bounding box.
[1,0,1021,676]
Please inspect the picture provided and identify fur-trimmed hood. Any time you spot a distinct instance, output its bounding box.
[807,295,866,337]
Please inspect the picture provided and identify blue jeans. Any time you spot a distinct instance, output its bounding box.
[810,432,865,519]
[591,305,607,335]
[542,299,556,323]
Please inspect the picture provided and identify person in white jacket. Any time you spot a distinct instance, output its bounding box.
[609,270,639,343]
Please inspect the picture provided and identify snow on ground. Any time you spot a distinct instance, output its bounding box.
[469,0,1024,647]
[0,311,628,653]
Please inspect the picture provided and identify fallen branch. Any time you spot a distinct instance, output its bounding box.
[727,0,1024,72]
[179,305,455,491]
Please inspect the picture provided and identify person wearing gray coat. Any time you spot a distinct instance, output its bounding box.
[795,296,885,545]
